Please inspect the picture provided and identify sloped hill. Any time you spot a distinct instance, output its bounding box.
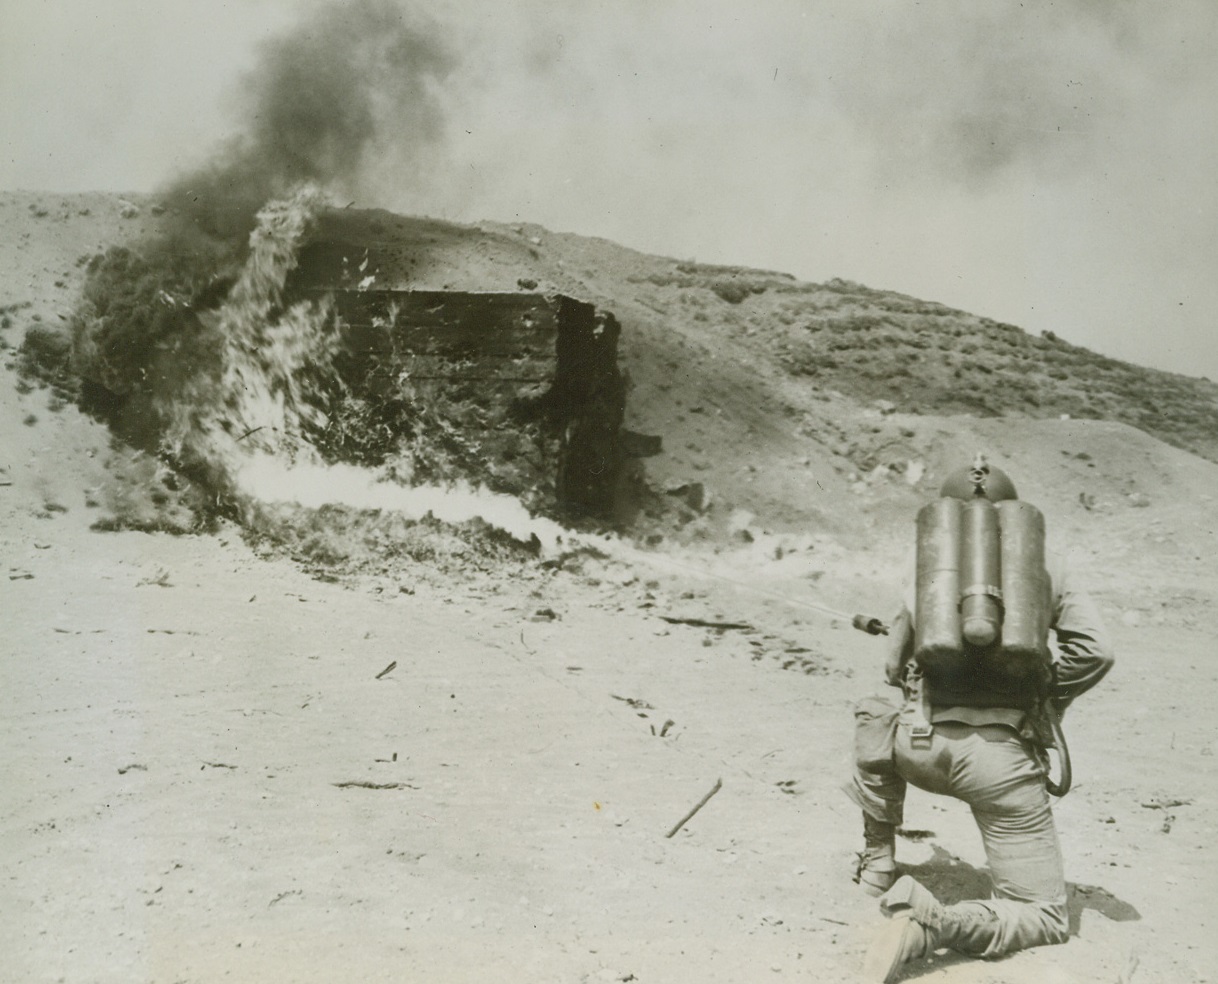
[515,230,1218,465]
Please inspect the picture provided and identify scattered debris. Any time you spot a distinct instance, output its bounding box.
[658,615,751,631]
[117,764,147,775]
[1141,797,1190,834]
[332,781,417,790]
[665,778,723,838]
[611,695,655,710]
[1140,798,1192,810]
[201,762,238,770]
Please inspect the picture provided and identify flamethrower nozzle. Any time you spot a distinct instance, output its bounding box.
[852,614,889,636]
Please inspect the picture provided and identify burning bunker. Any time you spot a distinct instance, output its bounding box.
[287,210,629,520]
[304,286,626,518]
[69,196,635,527]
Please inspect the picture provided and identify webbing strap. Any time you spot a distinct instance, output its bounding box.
[906,666,935,749]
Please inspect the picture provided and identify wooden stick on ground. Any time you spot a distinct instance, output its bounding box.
[659,616,752,631]
[666,778,723,838]
[332,781,415,790]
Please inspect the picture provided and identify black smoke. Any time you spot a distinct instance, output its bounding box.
[163,0,455,240]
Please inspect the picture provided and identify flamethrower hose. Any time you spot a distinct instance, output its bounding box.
[1044,705,1073,798]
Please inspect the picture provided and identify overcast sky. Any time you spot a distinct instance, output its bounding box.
[2,0,1215,380]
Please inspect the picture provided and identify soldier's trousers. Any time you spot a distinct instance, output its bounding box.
[843,694,1070,958]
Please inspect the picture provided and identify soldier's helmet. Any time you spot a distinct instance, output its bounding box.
[939,455,1018,502]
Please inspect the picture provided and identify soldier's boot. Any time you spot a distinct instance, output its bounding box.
[853,813,897,897]
[863,875,998,983]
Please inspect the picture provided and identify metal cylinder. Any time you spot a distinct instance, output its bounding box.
[914,498,962,668]
[960,498,1002,649]
[997,500,1052,671]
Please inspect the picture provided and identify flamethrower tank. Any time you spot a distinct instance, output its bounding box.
[960,498,1003,649]
[914,498,965,675]
[914,494,1053,703]
[996,500,1053,681]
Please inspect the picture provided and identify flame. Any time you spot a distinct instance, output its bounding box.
[155,185,561,549]
[237,453,565,551]
[158,185,337,497]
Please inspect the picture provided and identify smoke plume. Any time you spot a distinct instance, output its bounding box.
[71,2,571,550]
[163,0,455,239]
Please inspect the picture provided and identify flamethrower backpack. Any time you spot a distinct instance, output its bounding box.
[910,458,1072,795]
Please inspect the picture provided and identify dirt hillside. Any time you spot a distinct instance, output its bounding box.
[2,191,1215,984]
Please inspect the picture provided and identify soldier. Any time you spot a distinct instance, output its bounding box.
[842,458,1114,982]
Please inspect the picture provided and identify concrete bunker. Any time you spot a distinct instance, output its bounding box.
[305,288,628,518]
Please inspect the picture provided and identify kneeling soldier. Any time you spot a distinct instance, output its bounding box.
[843,457,1114,981]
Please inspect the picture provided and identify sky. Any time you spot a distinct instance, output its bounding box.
[2,0,1216,380]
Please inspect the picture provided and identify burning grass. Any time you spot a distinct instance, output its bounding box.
[89,446,221,536]
[56,189,340,532]
[70,232,237,406]
[244,502,544,581]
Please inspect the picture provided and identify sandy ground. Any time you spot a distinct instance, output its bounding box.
[2,192,1216,984]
